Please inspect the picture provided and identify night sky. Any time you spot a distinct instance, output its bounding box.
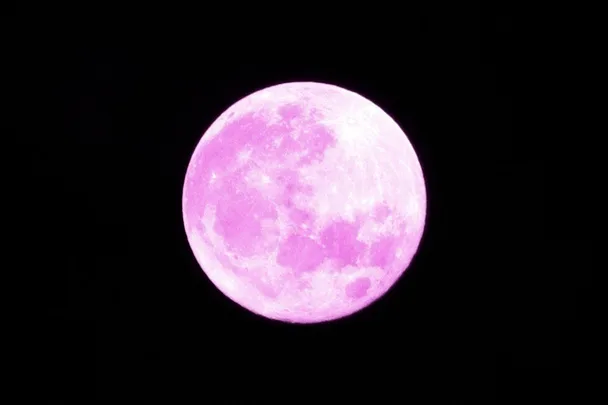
[10,5,586,403]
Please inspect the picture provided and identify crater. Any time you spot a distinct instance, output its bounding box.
[372,203,391,222]
[345,277,371,299]
[278,103,305,122]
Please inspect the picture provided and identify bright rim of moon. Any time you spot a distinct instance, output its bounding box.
[182,82,427,324]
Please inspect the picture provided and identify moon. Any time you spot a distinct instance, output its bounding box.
[182,82,426,323]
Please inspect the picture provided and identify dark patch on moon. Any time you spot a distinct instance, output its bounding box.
[345,277,371,299]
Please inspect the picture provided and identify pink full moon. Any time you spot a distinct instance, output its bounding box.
[182,82,426,323]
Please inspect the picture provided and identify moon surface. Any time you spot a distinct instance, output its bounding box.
[182,82,426,323]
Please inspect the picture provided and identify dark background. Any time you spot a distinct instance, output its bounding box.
[11,4,589,403]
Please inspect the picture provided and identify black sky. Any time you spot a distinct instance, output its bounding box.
[10,5,586,403]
